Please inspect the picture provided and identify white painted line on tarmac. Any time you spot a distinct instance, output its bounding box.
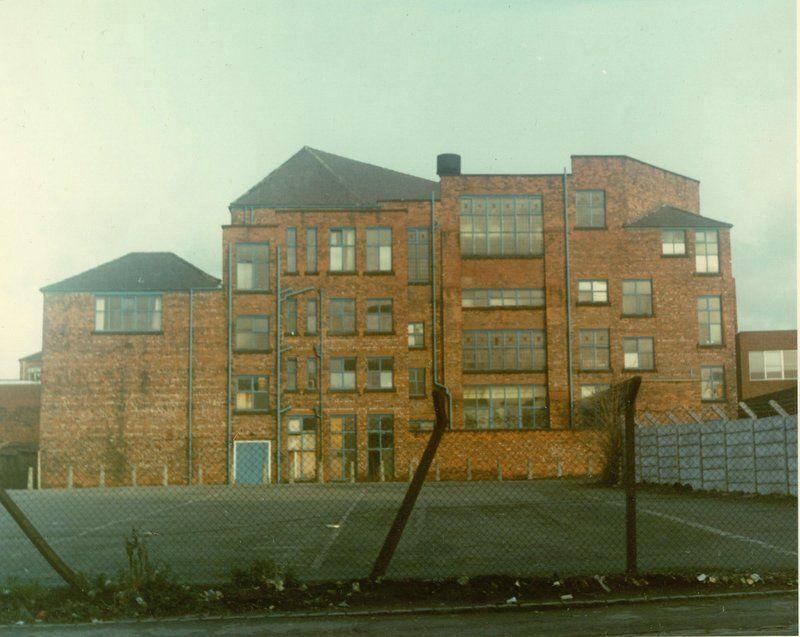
[585,494,797,558]
[311,490,366,571]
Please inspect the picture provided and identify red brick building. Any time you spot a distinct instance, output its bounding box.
[38,148,739,487]
[735,330,797,415]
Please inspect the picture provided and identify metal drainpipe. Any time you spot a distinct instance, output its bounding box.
[275,247,282,483]
[430,192,453,427]
[317,288,324,473]
[562,169,575,427]
[188,288,194,485]
[226,247,233,483]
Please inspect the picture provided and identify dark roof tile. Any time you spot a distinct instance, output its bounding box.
[625,205,732,229]
[41,253,220,293]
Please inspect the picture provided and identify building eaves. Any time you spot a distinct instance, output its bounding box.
[624,205,732,230]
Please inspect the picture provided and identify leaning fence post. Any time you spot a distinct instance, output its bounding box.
[769,400,789,418]
[739,401,757,420]
[624,376,642,576]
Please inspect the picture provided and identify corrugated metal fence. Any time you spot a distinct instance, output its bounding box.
[636,415,797,496]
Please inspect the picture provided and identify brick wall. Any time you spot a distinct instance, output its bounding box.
[736,330,797,400]
[0,383,40,447]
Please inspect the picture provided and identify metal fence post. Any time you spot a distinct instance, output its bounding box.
[751,419,758,494]
[624,376,642,576]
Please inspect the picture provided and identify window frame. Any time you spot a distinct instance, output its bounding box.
[306,227,318,274]
[459,195,544,258]
[285,227,298,273]
[462,288,545,309]
[329,414,357,481]
[328,298,356,335]
[366,227,393,273]
[575,190,606,229]
[284,357,298,392]
[462,329,547,372]
[695,229,720,274]
[748,350,798,381]
[622,336,655,371]
[329,227,356,273]
[697,295,723,346]
[700,365,726,402]
[93,293,163,333]
[621,279,653,317]
[578,328,611,371]
[661,229,687,257]
[408,322,425,348]
[366,357,395,391]
[306,298,318,335]
[234,314,271,352]
[409,367,426,397]
[329,357,357,391]
[235,242,270,291]
[463,385,548,430]
[306,356,318,391]
[234,374,269,412]
[407,227,431,283]
[365,298,393,334]
[576,279,609,306]
[367,414,394,480]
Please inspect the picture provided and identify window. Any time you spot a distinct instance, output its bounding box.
[408,322,424,348]
[366,227,392,272]
[285,358,297,391]
[576,190,605,228]
[330,228,356,272]
[330,357,356,390]
[306,228,318,273]
[459,195,543,257]
[329,299,356,334]
[409,420,434,431]
[284,298,298,335]
[306,357,318,390]
[749,350,798,381]
[367,357,394,390]
[580,384,610,399]
[236,243,269,291]
[463,385,548,430]
[577,280,608,305]
[94,294,162,332]
[330,414,356,480]
[662,230,686,256]
[697,296,722,345]
[408,228,430,283]
[462,330,546,371]
[695,230,719,274]
[235,376,269,411]
[285,228,297,273]
[623,337,655,370]
[622,280,653,316]
[701,366,725,401]
[306,299,318,335]
[462,288,545,308]
[242,207,255,225]
[409,368,426,397]
[24,367,41,382]
[579,329,610,370]
[366,299,393,333]
[367,414,394,480]
[235,315,270,351]
[287,416,316,481]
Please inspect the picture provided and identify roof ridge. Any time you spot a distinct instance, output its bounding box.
[303,146,366,204]
[306,146,437,184]
[166,253,221,286]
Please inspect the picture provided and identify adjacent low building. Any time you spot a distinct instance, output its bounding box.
[38,148,740,487]
[736,330,797,416]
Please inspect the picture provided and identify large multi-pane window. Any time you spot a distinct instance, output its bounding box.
[284,298,298,335]
[576,190,605,228]
[462,330,546,372]
[579,329,610,370]
[366,228,392,272]
[287,416,316,481]
[234,375,269,412]
[407,228,430,283]
[367,357,394,390]
[577,280,608,304]
[749,350,798,381]
[462,288,545,308]
[662,230,686,255]
[329,299,356,334]
[330,357,356,390]
[459,195,543,257]
[463,385,548,429]
[285,358,297,391]
[409,368,426,397]
[695,230,719,274]
[306,299,318,335]
[94,294,162,332]
[701,366,725,401]
[306,357,318,390]
[330,228,356,272]
[306,228,318,273]
[365,299,393,333]
[367,414,394,480]
[580,384,610,399]
[622,279,653,316]
[408,322,424,348]
[285,228,297,273]
[623,337,655,370]
[697,296,722,345]
[235,315,270,350]
[236,243,269,291]
[330,414,356,481]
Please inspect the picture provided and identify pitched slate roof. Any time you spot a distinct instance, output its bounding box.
[18,351,42,363]
[41,253,220,293]
[230,146,439,209]
[624,205,732,229]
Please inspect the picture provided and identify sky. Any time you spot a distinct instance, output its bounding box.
[0,0,796,378]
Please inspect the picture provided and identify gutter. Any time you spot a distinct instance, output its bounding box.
[563,170,575,427]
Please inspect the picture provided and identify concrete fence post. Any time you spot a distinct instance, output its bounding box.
[162,464,169,487]
[698,426,705,490]
[497,459,503,481]
[317,460,324,484]
[99,466,105,488]
[676,430,682,485]
[67,465,73,490]
[131,465,137,487]
[556,459,563,478]
[379,459,385,483]
[466,458,472,481]
[751,419,758,494]
[197,466,203,485]
[263,461,270,485]
[782,418,790,495]
[723,426,729,491]
[408,460,413,482]
[350,461,356,483]
[769,400,789,418]
[527,458,534,480]
[435,461,441,482]
[655,428,662,484]
[27,467,34,490]
[586,458,593,479]
[739,401,757,420]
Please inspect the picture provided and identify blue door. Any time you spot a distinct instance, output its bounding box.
[234,441,271,485]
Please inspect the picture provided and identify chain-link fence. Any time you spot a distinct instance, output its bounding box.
[0,381,796,591]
